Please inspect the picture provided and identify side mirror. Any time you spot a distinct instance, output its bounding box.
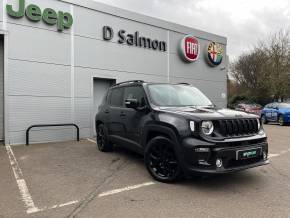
[125,98,139,109]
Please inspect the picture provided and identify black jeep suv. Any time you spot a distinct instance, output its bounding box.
[95,80,269,183]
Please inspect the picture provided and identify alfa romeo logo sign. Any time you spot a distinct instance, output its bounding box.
[206,42,223,66]
[179,35,199,62]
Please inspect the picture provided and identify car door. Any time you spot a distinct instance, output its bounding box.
[271,103,279,122]
[107,87,126,138]
[122,86,148,146]
[264,104,272,121]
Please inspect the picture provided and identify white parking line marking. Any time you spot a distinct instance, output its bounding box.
[28,200,80,214]
[5,145,40,214]
[269,153,280,158]
[29,182,156,214]
[58,200,79,207]
[98,182,156,197]
[6,141,155,214]
[269,148,290,158]
[6,145,79,215]
[87,138,96,144]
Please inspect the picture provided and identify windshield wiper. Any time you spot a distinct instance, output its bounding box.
[194,104,216,109]
[206,104,216,108]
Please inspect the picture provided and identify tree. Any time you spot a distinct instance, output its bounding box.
[230,47,272,104]
[230,29,290,105]
[265,30,290,101]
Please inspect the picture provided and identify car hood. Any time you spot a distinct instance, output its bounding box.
[279,108,290,113]
[157,106,258,120]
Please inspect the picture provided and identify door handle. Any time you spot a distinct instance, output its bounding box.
[104,109,109,114]
[120,112,126,117]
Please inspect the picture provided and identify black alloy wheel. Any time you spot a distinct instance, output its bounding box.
[96,124,113,152]
[145,136,182,183]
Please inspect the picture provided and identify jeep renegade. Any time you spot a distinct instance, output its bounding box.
[95,80,269,183]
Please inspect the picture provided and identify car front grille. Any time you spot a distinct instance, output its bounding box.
[213,119,259,137]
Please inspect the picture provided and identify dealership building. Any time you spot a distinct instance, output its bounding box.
[0,0,227,145]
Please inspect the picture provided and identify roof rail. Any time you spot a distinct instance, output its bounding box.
[178,83,191,85]
[112,80,145,87]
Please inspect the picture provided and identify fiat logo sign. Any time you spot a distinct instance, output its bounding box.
[179,35,199,62]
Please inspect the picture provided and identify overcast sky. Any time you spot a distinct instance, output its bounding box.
[95,0,290,61]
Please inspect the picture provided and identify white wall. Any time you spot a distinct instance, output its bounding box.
[0,0,227,145]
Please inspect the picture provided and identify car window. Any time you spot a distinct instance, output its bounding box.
[124,86,146,107]
[278,103,290,108]
[237,105,245,110]
[109,87,124,107]
[272,103,278,109]
[266,104,272,108]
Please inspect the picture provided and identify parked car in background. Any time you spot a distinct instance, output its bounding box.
[235,103,262,116]
[261,102,290,126]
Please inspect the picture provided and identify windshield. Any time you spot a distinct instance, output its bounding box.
[147,84,213,107]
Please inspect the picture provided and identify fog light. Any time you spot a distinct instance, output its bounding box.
[263,151,267,160]
[216,158,223,168]
[198,160,210,166]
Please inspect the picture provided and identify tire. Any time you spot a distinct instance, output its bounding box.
[278,115,285,126]
[261,115,268,124]
[96,124,113,152]
[144,136,183,183]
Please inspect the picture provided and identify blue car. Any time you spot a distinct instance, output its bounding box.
[261,102,290,126]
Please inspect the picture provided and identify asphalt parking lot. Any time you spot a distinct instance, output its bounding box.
[0,124,290,218]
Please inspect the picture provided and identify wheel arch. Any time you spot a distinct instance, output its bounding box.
[95,120,104,129]
[278,113,285,122]
[142,123,180,148]
[95,120,108,137]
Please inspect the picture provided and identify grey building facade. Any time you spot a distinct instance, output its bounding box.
[0,0,227,145]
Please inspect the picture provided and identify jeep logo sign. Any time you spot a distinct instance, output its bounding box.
[6,0,73,32]
[179,35,199,62]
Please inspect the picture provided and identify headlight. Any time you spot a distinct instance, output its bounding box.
[189,121,195,132]
[257,118,265,135]
[201,121,214,135]
[257,118,261,130]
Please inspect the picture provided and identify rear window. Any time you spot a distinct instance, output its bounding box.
[109,88,124,107]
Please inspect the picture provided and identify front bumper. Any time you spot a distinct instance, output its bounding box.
[180,137,269,175]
